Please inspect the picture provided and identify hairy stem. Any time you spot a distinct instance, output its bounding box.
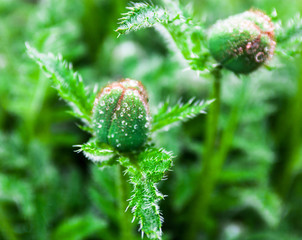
[117,164,136,240]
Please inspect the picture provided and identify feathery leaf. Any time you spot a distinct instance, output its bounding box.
[116,2,212,71]
[277,14,302,43]
[276,14,302,57]
[75,138,118,166]
[116,3,170,36]
[119,148,174,240]
[26,43,94,124]
[152,98,214,132]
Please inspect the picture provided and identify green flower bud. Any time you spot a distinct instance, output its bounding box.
[208,10,275,74]
[92,79,150,152]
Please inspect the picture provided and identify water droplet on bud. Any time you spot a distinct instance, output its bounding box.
[92,79,150,151]
[255,52,265,62]
[208,9,275,74]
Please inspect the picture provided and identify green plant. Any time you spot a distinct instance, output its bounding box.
[91,79,150,152]
[2,1,302,240]
[26,44,212,239]
[208,10,275,74]
[115,1,302,239]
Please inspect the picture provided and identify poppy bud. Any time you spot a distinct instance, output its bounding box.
[92,79,150,152]
[208,10,275,74]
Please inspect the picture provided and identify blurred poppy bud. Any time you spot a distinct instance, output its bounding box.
[92,79,150,152]
[208,10,275,74]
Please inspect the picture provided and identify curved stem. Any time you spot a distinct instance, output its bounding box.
[117,164,136,240]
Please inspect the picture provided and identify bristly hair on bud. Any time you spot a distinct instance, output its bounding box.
[92,78,150,152]
[208,9,276,74]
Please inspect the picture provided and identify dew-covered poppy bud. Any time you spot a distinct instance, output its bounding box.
[92,79,150,152]
[208,10,275,74]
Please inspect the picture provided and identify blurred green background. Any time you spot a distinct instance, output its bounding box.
[0,0,302,239]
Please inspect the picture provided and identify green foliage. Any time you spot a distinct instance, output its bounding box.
[52,214,107,240]
[26,44,95,125]
[77,138,118,166]
[116,2,212,72]
[276,14,302,57]
[77,141,175,239]
[26,41,208,240]
[238,188,281,227]
[0,131,93,240]
[152,98,213,132]
[0,173,34,218]
[115,1,302,239]
[88,165,120,226]
[117,2,302,74]
[116,3,170,36]
[2,0,302,240]
[120,148,174,239]
[276,14,302,43]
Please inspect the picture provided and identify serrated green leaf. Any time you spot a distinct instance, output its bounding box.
[152,98,213,132]
[116,2,213,71]
[26,43,94,124]
[138,147,174,182]
[277,14,302,44]
[116,3,170,36]
[276,14,302,57]
[76,138,118,166]
[120,148,174,240]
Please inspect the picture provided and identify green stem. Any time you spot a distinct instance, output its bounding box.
[0,204,18,240]
[117,164,136,240]
[185,69,221,240]
[186,73,248,240]
[278,66,302,198]
[204,69,222,160]
[212,75,248,177]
